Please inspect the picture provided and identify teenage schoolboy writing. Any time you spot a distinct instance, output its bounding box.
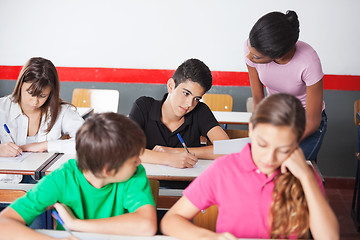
[129,59,229,168]
[0,113,157,239]
[161,94,339,239]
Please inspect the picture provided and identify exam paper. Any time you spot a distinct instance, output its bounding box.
[0,152,32,162]
[213,138,251,155]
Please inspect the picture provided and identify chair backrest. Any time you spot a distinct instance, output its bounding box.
[0,189,27,204]
[148,179,159,207]
[193,205,218,232]
[224,129,249,139]
[202,94,233,112]
[246,97,253,112]
[72,88,119,113]
[355,99,360,126]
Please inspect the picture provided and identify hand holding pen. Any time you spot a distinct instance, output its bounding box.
[52,209,74,236]
[0,124,22,157]
[176,133,198,168]
[177,133,190,153]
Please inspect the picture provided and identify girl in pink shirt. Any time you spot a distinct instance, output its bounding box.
[245,11,327,161]
[161,93,339,239]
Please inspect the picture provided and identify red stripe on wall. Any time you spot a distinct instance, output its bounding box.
[1,66,359,90]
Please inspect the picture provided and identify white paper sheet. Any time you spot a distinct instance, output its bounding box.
[213,138,251,155]
[0,152,32,162]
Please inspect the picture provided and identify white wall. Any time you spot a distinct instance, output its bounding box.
[0,0,359,75]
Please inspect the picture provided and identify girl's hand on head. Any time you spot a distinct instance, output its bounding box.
[21,141,48,152]
[280,147,312,180]
[0,142,22,157]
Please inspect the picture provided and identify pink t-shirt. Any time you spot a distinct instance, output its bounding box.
[183,143,325,238]
[244,40,325,111]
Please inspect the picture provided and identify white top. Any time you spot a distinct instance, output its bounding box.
[0,96,84,154]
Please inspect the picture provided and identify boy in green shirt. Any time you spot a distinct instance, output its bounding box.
[0,113,157,239]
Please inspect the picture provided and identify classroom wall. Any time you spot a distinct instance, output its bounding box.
[0,0,359,177]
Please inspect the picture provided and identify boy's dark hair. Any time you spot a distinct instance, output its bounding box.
[172,58,212,93]
[76,113,146,177]
[249,10,300,59]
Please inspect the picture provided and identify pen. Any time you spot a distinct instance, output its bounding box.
[177,133,190,153]
[3,124,21,156]
[52,210,74,236]
[3,124,15,143]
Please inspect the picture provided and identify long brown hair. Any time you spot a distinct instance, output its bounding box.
[12,57,65,133]
[250,93,309,238]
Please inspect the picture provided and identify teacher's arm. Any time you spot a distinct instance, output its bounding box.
[246,64,265,112]
[303,79,324,140]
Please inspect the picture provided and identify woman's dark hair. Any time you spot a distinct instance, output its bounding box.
[249,10,300,59]
[76,113,146,176]
[172,58,212,93]
[12,57,65,133]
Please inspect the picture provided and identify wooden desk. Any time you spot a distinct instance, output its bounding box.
[0,152,58,180]
[44,153,75,175]
[143,160,213,181]
[212,111,251,125]
[45,155,213,182]
[36,229,177,239]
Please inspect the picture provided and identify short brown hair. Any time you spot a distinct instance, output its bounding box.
[76,113,146,176]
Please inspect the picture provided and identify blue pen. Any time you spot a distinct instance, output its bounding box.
[177,133,190,153]
[3,124,21,156]
[52,210,74,236]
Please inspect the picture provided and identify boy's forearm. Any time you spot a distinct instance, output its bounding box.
[0,216,54,240]
[70,206,157,236]
[139,149,171,165]
[161,212,216,240]
[188,145,223,160]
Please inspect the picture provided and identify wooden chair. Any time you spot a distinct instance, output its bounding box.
[193,205,218,232]
[224,129,249,139]
[72,88,119,113]
[148,179,159,207]
[201,93,234,144]
[202,94,233,112]
[352,99,360,231]
[0,189,27,204]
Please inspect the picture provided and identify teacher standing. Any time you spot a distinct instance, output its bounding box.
[244,10,327,161]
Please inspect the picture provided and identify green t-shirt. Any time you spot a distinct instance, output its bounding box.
[10,159,155,227]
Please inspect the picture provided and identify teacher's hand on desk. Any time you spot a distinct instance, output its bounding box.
[0,142,23,157]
